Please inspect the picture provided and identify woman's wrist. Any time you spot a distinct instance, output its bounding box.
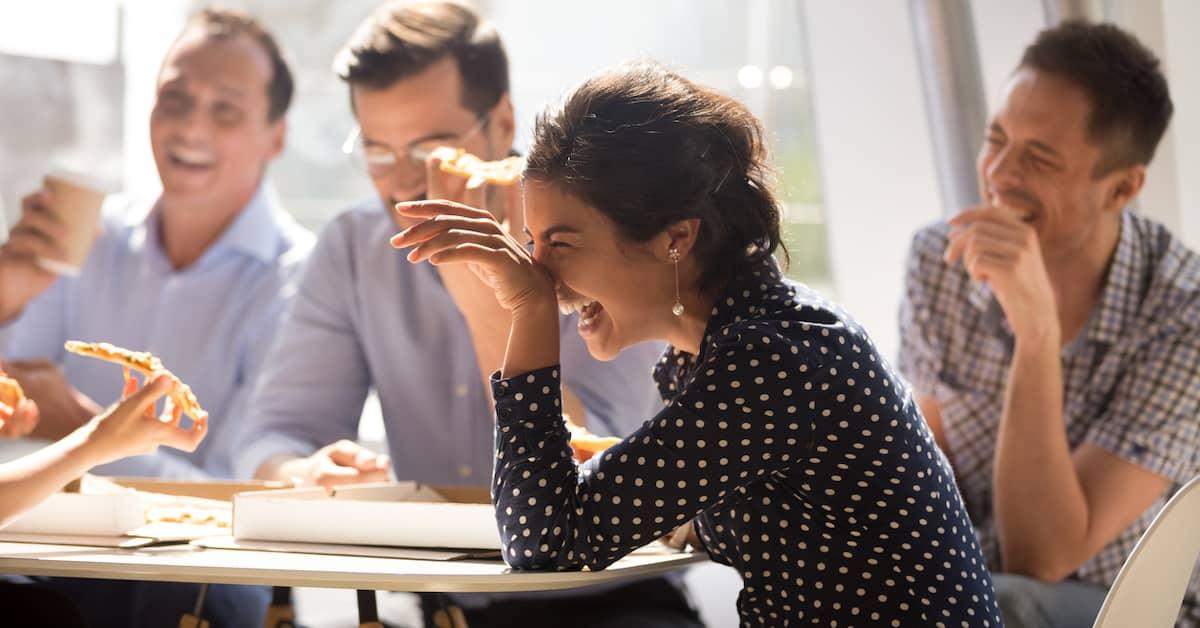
[502,297,561,378]
[60,419,106,470]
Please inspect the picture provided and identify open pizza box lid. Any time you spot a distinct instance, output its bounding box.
[231,481,501,556]
[0,476,289,547]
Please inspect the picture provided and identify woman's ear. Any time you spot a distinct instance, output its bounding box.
[654,218,702,261]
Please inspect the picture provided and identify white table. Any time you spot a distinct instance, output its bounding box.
[0,540,704,626]
[0,540,702,592]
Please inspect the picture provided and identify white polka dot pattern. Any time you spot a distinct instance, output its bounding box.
[491,258,1003,626]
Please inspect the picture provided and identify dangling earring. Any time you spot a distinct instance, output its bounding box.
[669,246,684,316]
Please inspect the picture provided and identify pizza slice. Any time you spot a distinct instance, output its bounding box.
[566,423,622,463]
[63,341,207,424]
[0,370,26,415]
[429,146,524,187]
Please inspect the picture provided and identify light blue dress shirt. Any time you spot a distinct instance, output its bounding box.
[236,198,666,486]
[0,183,314,479]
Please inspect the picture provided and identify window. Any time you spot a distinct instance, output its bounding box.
[1,0,830,290]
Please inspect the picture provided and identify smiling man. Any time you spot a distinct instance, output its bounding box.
[235,2,700,626]
[898,20,1199,628]
[0,8,312,481]
[0,8,312,626]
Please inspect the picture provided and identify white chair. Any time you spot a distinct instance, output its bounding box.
[1093,475,1200,628]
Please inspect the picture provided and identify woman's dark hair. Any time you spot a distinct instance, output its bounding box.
[524,62,787,292]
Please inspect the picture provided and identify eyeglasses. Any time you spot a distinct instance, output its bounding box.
[341,116,489,179]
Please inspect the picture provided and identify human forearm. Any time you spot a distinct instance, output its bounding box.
[501,299,560,379]
[993,332,1089,579]
[0,428,100,525]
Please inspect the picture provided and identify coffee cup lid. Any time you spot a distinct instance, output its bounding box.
[45,168,115,194]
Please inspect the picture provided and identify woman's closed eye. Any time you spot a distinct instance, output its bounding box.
[527,239,573,252]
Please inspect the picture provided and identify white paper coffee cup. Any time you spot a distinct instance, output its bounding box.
[36,169,108,277]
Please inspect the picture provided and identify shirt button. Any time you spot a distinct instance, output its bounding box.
[454,384,469,398]
[459,465,472,478]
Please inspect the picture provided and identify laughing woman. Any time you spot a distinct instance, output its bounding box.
[392,63,1003,627]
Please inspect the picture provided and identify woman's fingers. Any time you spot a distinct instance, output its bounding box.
[426,242,518,266]
[158,415,206,452]
[130,375,172,416]
[408,229,510,262]
[394,199,492,221]
[122,373,138,400]
[390,214,500,249]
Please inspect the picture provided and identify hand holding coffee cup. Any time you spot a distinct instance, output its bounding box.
[0,170,107,322]
[35,170,107,276]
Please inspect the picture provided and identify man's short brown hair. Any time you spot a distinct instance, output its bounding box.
[333,1,509,116]
[181,7,295,122]
[1020,20,1173,176]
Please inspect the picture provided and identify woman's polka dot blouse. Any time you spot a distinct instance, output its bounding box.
[491,258,1004,627]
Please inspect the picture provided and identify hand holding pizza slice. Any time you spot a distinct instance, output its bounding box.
[0,370,36,437]
[63,341,207,428]
[429,146,524,189]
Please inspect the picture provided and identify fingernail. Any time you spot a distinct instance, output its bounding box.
[407,249,419,262]
[389,234,405,248]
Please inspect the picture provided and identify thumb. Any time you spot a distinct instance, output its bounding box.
[326,440,373,468]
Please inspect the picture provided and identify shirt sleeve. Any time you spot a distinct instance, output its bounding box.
[490,327,820,572]
[1084,328,1200,484]
[233,218,371,479]
[0,276,70,361]
[896,227,946,398]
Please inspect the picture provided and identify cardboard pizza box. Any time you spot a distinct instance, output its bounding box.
[0,476,289,544]
[233,482,500,550]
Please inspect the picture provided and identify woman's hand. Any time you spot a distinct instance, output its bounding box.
[390,200,556,313]
[76,374,207,467]
[0,398,39,438]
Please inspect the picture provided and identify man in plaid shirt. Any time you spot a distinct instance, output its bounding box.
[899,21,1199,628]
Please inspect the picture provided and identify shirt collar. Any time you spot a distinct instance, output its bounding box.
[200,181,286,264]
[700,255,785,349]
[1086,210,1143,345]
[656,255,783,396]
[135,181,285,268]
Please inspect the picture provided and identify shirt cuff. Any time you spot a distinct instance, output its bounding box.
[1084,426,1199,486]
[232,433,318,480]
[491,365,563,428]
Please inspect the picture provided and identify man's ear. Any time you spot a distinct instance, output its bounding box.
[268,118,287,159]
[488,93,516,156]
[1104,164,1145,213]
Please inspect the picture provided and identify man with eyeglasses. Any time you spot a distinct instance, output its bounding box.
[237,2,700,626]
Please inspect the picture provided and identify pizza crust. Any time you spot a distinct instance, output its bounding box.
[63,341,207,422]
[430,146,524,187]
[566,424,622,462]
[0,371,26,411]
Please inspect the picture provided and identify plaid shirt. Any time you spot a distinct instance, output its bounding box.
[898,210,1200,626]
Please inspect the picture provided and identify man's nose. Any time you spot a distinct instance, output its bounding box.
[984,146,1021,190]
[385,168,426,202]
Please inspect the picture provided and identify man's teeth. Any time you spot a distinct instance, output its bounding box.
[171,147,215,166]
